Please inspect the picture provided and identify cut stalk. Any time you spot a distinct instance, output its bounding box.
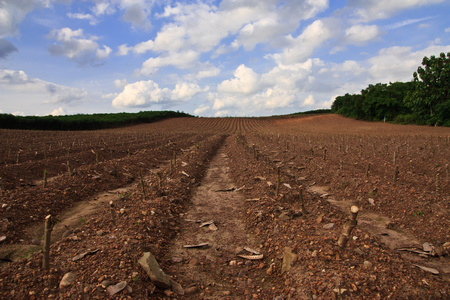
[299,186,308,215]
[42,215,56,270]
[139,171,146,200]
[337,206,359,248]
[43,170,48,188]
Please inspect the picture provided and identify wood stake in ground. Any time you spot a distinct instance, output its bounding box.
[275,166,281,197]
[110,201,115,225]
[43,170,48,188]
[139,171,146,200]
[42,214,56,270]
[393,165,399,182]
[337,206,359,249]
[298,186,308,215]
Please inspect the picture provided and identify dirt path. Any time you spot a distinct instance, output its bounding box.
[166,137,264,299]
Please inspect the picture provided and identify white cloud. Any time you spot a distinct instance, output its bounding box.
[209,60,321,115]
[195,66,221,80]
[122,3,151,29]
[50,107,67,116]
[144,24,186,53]
[271,19,334,65]
[0,69,30,84]
[92,2,115,16]
[236,17,283,51]
[67,12,98,25]
[0,0,39,37]
[234,0,329,51]
[351,0,445,22]
[303,95,315,106]
[140,50,199,75]
[101,92,118,99]
[160,2,254,53]
[445,28,450,33]
[385,16,435,30]
[214,110,230,117]
[117,44,131,56]
[217,65,262,95]
[171,82,203,101]
[90,0,152,29]
[112,80,202,108]
[194,104,210,115]
[368,44,450,83]
[128,0,329,74]
[114,78,128,89]
[340,60,365,75]
[0,69,88,105]
[47,27,112,66]
[345,24,381,45]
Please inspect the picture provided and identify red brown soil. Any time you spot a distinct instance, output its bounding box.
[0,115,449,299]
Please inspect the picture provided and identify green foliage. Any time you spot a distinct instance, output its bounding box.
[332,52,449,126]
[412,210,423,217]
[361,82,414,121]
[405,52,450,126]
[331,93,363,119]
[393,114,416,124]
[0,110,193,131]
[288,109,332,116]
[331,82,414,122]
[22,247,35,260]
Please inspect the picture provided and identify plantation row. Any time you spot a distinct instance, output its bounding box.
[0,131,228,299]
[0,129,207,191]
[236,131,449,245]
[225,133,448,299]
[0,130,221,243]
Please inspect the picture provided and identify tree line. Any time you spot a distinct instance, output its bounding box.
[332,52,449,126]
[0,110,192,131]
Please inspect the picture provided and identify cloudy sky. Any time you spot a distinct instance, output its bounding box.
[1,0,449,117]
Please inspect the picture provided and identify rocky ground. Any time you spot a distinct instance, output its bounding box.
[0,115,449,299]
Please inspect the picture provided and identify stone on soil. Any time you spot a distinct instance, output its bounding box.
[323,223,335,229]
[138,252,171,289]
[363,261,373,269]
[59,272,76,288]
[169,278,185,295]
[281,247,297,273]
[106,281,127,296]
[100,280,112,288]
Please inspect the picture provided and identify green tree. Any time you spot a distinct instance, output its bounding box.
[331,93,363,118]
[361,82,414,121]
[405,52,450,125]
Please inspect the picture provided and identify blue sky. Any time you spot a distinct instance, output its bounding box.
[1,0,449,117]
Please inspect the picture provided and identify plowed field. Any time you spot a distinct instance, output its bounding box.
[0,114,449,299]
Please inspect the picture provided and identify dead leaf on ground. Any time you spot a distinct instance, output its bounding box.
[72,249,100,261]
[183,243,209,249]
[238,254,264,260]
[413,264,439,275]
